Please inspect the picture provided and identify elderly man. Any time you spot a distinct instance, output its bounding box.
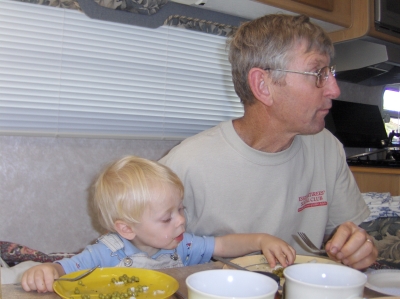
[160,14,377,269]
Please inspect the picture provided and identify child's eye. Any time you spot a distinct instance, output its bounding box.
[162,218,172,223]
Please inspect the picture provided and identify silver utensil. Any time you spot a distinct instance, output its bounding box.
[297,232,327,254]
[213,256,256,271]
[212,256,281,288]
[55,265,100,282]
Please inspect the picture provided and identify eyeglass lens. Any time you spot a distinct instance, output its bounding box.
[316,66,334,88]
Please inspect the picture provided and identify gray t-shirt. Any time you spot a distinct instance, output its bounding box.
[160,120,370,254]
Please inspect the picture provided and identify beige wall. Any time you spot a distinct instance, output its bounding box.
[0,81,385,254]
[0,136,179,254]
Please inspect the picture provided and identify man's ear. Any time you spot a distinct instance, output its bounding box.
[248,68,273,106]
[114,220,136,240]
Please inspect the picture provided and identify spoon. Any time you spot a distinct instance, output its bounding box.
[55,265,100,282]
[212,256,281,287]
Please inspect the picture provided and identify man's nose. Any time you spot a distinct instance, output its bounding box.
[326,75,341,99]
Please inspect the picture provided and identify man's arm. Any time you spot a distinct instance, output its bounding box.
[324,221,378,270]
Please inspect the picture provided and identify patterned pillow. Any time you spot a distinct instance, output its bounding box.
[362,192,400,222]
[361,217,400,269]
[0,241,75,267]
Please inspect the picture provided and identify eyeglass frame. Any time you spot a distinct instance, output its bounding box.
[264,65,336,88]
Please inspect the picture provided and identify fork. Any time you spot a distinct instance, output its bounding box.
[297,232,327,254]
[55,265,99,282]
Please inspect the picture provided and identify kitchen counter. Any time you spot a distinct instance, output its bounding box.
[0,261,393,299]
[350,166,400,175]
[350,166,400,195]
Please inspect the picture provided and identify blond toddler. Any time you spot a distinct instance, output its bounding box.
[22,155,295,293]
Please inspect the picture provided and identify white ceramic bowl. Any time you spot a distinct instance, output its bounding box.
[283,263,367,299]
[186,269,278,299]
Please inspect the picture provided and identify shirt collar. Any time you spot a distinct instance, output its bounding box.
[120,237,176,258]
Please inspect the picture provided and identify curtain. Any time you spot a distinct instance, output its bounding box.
[0,0,243,139]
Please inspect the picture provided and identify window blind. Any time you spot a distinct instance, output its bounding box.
[0,0,243,139]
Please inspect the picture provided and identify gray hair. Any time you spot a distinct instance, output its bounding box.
[228,14,334,105]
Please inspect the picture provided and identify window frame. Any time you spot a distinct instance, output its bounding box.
[383,84,400,118]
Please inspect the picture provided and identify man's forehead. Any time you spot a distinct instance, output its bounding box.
[289,46,330,67]
[293,39,330,57]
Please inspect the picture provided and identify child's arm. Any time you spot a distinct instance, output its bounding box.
[213,233,296,268]
[21,262,65,293]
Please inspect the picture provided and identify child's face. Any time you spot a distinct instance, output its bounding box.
[131,184,186,255]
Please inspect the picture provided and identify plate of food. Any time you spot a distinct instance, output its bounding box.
[53,267,179,299]
[222,254,340,286]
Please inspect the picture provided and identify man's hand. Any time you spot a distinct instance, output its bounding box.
[324,221,378,269]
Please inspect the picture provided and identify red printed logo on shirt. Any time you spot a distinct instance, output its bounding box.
[298,190,327,212]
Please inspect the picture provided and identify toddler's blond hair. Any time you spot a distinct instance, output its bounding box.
[92,155,184,232]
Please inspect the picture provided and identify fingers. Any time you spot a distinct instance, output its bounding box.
[325,222,363,256]
[21,268,44,292]
[21,265,58,293]
[342,237,378,270]
[283,245,296,265]
[325,222,355,255]
[21,272,33,292]
[263,244,296,268]
[43,271,57,293]
[325,222,378,269]
[263,251,277,268]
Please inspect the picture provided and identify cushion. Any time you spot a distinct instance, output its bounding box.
[361,217,400,269]
[362,192,400,222]
[0,241,75,267]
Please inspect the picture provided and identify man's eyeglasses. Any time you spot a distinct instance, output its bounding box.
[265,65,336,88]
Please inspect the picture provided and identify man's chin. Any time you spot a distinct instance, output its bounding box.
[310,119,326,134]
[301,125,325,136]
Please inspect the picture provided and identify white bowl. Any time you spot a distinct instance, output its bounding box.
[186,269,278,299]
[283,263,367,299]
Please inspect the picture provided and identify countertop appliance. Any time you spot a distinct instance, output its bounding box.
[325,100,389,149]
[324,100,400,168]
[346,130,400,168]
[375,0,400,38]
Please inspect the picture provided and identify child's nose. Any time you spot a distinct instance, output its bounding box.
[177,213,186,227]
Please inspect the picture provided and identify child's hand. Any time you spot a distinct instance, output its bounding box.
[260,235,296,269]
[21,263,65,293]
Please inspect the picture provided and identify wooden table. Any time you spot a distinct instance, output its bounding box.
[0,261,393,299]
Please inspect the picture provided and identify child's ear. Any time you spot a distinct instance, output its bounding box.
[114,220,136,240]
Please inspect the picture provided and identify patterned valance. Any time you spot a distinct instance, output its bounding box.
[164,15,237,37]
[13,0,167,14]
[14,0,82,10]
[93,0,167,15]
[12,0,245,36]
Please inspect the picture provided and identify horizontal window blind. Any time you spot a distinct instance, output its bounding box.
[0,0,243,139]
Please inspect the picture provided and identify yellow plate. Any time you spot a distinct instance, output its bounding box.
[53,267,179,299]
[222,254,340,286]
